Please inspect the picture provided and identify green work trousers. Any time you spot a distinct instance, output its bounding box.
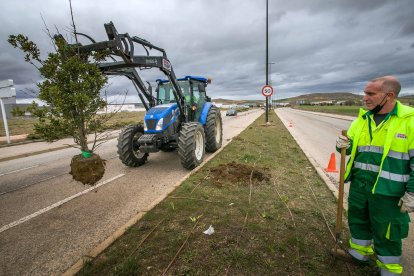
[348,184,410,272]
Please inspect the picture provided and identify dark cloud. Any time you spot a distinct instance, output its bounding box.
[1,0,414,103]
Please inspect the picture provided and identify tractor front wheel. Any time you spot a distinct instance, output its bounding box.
[178,123,205,169]
[117,124,148,167]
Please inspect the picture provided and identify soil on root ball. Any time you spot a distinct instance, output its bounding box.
[70,153,106,185]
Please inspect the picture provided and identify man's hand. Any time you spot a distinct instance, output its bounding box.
[399,192,414,213]
[336,135,350,149]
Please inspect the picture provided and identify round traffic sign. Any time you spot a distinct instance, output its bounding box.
[261,85,273,97]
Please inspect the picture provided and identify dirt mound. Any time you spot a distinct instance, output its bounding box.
[209,162,270,186]
[70,153,106,185]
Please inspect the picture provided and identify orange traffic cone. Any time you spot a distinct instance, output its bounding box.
[324,153,338,173]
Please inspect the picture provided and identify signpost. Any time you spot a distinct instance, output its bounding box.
[262,85,274,123]
[0,79,16,144]
[261,85,273,97]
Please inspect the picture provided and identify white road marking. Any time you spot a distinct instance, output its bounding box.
[0,165,39,177]
[0,174,125,234]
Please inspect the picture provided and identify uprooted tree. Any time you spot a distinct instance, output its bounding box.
[8,33,109,185]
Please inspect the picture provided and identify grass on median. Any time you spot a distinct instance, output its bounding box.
[77,111,378,276]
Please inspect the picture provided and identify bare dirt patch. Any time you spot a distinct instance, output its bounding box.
[208,162,270,186]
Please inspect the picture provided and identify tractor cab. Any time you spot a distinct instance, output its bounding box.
[156,76,211,122]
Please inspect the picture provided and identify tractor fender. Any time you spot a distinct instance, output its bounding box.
[199,102,213,125]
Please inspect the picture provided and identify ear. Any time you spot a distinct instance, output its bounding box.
[388,92,396,100]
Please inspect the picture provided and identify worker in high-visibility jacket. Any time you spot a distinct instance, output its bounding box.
[336,76,414,275]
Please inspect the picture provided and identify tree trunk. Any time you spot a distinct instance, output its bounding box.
[79,123,89,152]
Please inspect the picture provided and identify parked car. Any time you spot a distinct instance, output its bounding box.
[226,109,237,116]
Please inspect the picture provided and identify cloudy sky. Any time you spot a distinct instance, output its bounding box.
[1,0,414,103]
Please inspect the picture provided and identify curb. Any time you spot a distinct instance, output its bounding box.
[63,133,239,275]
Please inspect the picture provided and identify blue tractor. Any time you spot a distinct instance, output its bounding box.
[74,22,223,169]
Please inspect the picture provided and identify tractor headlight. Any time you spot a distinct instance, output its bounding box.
[143,120,148,131]
[155,118,164,131]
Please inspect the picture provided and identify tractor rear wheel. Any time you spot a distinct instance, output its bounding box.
[205,106,223,152]
[117,124,148,167]
[178,122,205,169]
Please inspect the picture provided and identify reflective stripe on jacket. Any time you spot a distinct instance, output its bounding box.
[344,101,414,196]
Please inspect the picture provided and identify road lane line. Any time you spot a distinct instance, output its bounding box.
[0,174,125,234]
[0,165,39,177]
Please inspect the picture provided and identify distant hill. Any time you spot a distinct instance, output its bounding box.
[277,92,361,103]
[213,98,263,105]
[213,92,414,105]
[400,94,414,100]
[279,92,414,102]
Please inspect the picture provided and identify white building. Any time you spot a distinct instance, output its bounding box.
[97,103,145,114]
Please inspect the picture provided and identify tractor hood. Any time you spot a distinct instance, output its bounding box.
[146,103,177,117]
[144,103,179,134]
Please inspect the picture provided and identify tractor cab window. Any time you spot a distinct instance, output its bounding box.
[191,81,206,121]
[191,84,201,102]
[198,86,206,101]
[157,83,175,104]
[178,80,196,104]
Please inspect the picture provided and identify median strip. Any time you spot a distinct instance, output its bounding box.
[74,112,379,275]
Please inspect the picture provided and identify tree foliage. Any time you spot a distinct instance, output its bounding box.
[8,34,108,152]
[11,106,25,117]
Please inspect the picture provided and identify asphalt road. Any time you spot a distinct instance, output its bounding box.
[0,110,263,275]
[276,107,413,275]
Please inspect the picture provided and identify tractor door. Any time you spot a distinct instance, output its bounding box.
[189,80,206,122]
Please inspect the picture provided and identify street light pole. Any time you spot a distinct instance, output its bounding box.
[268,62,275,108]
[265,0,269,123]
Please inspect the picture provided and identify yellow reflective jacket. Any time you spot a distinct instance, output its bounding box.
[344,101,414,196]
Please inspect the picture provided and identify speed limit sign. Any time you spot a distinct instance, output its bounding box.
[261,85,273,97]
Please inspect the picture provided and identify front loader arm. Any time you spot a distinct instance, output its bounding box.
[69,21,187,120]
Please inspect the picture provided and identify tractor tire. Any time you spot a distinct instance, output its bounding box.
[178,122,205,170]
[117,124,148,167]
[205,106,223,152]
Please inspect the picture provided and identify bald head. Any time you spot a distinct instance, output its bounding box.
[370,76,401,97]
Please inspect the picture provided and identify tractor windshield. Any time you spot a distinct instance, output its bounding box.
[157,81,192,104]
[157,83,174,104]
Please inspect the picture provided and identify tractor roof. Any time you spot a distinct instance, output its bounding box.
[156,76,209,84]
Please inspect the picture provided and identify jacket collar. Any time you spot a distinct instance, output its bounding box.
[360,101,414,119]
